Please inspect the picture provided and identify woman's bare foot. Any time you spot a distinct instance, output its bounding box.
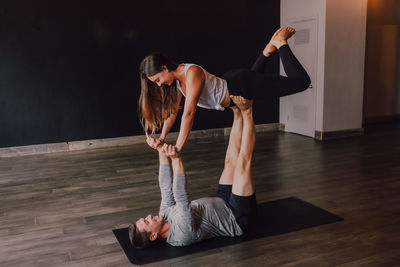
[231,95,253,111]
[270,27,296,49]
[263,28,282,57]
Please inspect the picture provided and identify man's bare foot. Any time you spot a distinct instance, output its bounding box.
[231,95,253,111]
[270,27,296,49]
[263,28,282,57]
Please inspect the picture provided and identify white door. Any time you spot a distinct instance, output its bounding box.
[279,18,318,138]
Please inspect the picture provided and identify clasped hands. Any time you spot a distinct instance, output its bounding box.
[145,134,179,158]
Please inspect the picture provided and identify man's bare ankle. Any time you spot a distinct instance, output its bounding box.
[231,106,239,112]
[240,107,253,115]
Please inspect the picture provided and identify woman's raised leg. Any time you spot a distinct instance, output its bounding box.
[224,28,310,101]
[250,28,283,74]
[249,27,311,99]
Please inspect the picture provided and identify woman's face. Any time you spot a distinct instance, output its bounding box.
[147,66,174,87]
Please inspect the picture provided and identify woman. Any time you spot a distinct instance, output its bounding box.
[138,27,311,151]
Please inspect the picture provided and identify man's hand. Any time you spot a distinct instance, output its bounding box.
[161,144,180,159]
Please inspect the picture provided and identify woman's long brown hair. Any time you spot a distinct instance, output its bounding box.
[138,53,179,134]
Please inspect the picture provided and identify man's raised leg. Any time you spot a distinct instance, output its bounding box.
[231,96,256,196]
[218,105,243,185]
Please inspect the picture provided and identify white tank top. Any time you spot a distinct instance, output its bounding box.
[176,64,228,111]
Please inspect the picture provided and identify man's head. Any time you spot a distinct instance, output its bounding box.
[128,214,165,249]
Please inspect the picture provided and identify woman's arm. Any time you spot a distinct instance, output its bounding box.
[160,112,178,141]
[175,66,205,151]
[160,89,183,141]
[147,90,182,150]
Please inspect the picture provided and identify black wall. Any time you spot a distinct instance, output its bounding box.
[0,0,280,148]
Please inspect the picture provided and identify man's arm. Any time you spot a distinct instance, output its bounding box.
[162,144,195,246]
[158,163,175,215]
[158,148,169,165]
[149,140,175,215]
[171,158,190,209]
[162,145,190,208]
[171,157,185,175]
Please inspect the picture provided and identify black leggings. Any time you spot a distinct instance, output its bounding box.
[222,44,311,101]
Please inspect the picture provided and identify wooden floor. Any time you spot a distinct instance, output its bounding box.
[1,123,399,267]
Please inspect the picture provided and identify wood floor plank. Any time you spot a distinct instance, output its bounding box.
[0,123,399,266]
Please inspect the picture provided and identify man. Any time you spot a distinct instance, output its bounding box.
[129,96,257,248]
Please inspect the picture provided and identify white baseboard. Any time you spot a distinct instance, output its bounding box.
[0,142,69,158]
[314,128,364,140]
[0,123,281,157]
[68,136,146,151]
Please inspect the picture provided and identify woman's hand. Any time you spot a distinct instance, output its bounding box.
[161,144,180,159]
[146,134,165,150]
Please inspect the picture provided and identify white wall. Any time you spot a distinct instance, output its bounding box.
[280,0,326,132]
[323,0,367,131]
[280,0,367,134]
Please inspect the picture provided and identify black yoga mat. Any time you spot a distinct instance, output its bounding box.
[113,197,343,265]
